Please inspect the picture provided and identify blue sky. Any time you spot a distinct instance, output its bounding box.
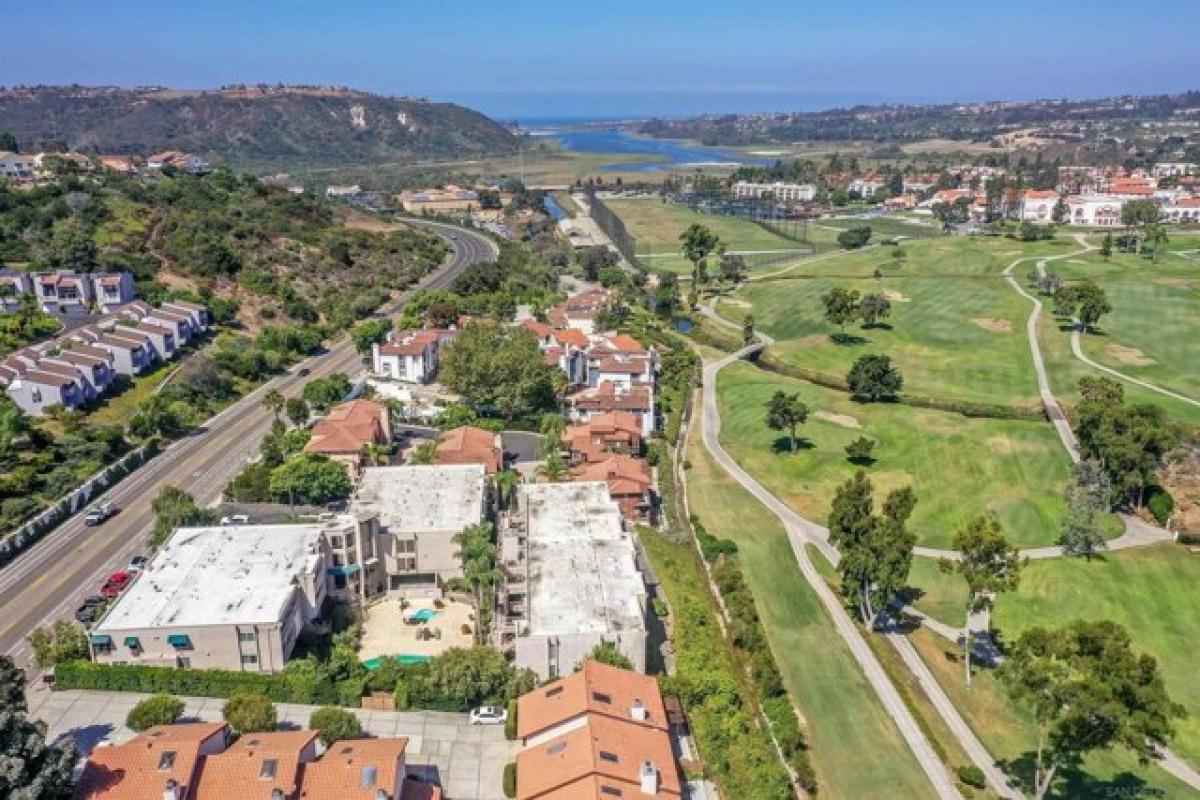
[3,0,1197,119]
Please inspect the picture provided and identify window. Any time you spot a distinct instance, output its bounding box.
[599,751,619,763]
[177,657,191,668]
[328,535,343,549]
[238,631,256,643]
[259,759,277,779]
[157,751,177,771]
[241,654,258,666]
[601,787,623,797]
[545,686,563,698]
[592,692,613,705]
[547,742,567,756]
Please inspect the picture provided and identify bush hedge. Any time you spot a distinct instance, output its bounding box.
[502,762,517,798]
[1147,485,1175,525]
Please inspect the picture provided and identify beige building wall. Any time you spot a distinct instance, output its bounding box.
[515,629,647,682]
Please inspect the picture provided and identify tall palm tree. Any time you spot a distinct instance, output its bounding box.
[493,469,519,510]
[538,452,569,483]
[262,388,284,421]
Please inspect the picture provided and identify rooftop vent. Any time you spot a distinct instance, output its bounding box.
[639,760,658,795]
[630,698,647,722]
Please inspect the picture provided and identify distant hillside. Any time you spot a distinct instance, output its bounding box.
[636,90,1200,150]
[0,85,519,167]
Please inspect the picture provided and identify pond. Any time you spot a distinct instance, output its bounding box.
[538,127,773,173]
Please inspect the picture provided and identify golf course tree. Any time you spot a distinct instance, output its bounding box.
[844,436,876,465]
[821,287,861,338]
[0,655,76,800]
[858,292,892,328]
[1099,232,1114,260]
[764,390,809,453]
[836,224,872,249]
[938,516,1023,688]
[998,620,1185,800]
[1054,280,1112,331]
[1074,377,1179,509]
[1051,195,1068,224]
[742,314,755,346]
[719,252,748,283]
[828,472,916,627]
[1120,198,1161,253]
[846,354,903,402]
[1059,460,1111,559]
[652,272,680,317]
[679,222,721,284]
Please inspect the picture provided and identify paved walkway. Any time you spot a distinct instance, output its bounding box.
[28,688,515,800]
[1070,327,1200,408]
[702,345,976,800]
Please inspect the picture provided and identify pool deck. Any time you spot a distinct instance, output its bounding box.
[359,598,475,662]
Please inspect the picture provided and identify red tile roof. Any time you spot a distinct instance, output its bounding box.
[552,328,589,348]
[518,660,668,740]
[75,722,228,800]
[435,425,501,473]
[297,738,407,800]
[192,730,317,800]
[304,399,389,456]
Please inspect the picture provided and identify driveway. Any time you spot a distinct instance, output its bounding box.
[28,687,516,800]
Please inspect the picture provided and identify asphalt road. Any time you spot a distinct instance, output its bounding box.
[0,220,497,674]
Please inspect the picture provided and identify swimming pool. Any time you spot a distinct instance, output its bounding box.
[362,654,433,670]
[406,608,438,623]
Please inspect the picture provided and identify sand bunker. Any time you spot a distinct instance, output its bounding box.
[814,410,863,429]
[971,317,1013,333]
[883,290,911,302]
[1107,344,1156,366]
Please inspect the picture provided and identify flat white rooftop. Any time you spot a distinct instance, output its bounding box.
[354,464,486,535]
[520,482,646,637]
[97,523,327,631]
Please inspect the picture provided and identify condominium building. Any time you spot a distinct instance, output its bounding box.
[496,482,648,680]
[731,181,816,202]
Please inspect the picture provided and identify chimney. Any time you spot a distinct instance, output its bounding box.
[374,790,388,800]
[162,780,182,800]
[269,790,285,800]
[639,760,658,795]
[629,699,647,722]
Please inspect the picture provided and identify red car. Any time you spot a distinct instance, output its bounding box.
[99,571,132,598]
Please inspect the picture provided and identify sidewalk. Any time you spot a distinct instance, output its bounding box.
[28,687,516,800]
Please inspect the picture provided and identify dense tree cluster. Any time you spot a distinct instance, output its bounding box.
[439,323,556,420]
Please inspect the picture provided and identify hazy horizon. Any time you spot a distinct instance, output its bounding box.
[5,0,1199,120]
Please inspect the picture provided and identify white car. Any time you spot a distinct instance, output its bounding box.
[469,706,507,726]
[220,514,250,525]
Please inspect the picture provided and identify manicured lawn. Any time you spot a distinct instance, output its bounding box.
[993,544,1200,766]
[1036,247,1200,419]
[714,361,1078,549]
[905,556,969,629]
[684,413,937,799]
[722,236,1085,408]
[605,198,809,274]
[908,625,1196,798]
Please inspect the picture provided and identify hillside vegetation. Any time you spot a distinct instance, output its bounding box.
[0,85,519,168]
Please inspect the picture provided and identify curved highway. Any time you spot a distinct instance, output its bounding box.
[0,221,497,673]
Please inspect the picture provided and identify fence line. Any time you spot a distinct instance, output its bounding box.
[0,440,160,569]
[585,188,641,268]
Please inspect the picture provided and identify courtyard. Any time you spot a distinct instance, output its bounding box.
[359,597,476,666]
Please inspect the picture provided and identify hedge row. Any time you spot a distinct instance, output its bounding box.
[54,660,317,703]
[708,554,818,791]
[690,516,738,563]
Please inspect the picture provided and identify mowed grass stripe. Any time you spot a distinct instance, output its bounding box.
[685,413,938,799]
[714,361,1076,549]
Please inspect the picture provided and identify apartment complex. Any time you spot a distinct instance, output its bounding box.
[399,185,480,214]
[90,521,343,672]
[1,298,210,415]
[731,180,816,203]
[0,269,136,315]
[515,660,682,800]
[351,464,488,594]
[75,723,439,800]
[496,482,648,680]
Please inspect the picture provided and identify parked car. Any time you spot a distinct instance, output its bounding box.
[129,554,148,571]
[469,706,508,726]
[74,604,99,624]
[84,502,118,526]
[219,514,250,525]
[99,571,132,598]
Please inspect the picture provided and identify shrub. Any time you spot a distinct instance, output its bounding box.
[957,765,987,790]
[222,693,277,734]
[1177,533,1200,546]
[461,623,473,637]
[651,597,669,618]
[504,699,518,741]
[503,762,517,798]
[126,693,184,731]
[393,680,411,710]
[1147,485,1175,525]
[309,706,364,746]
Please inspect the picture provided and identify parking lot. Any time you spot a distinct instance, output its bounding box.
[28,687,517,800]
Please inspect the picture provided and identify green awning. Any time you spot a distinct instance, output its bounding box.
[123,636,140,648]
[90,635,112,646]
[166,634,191,648]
